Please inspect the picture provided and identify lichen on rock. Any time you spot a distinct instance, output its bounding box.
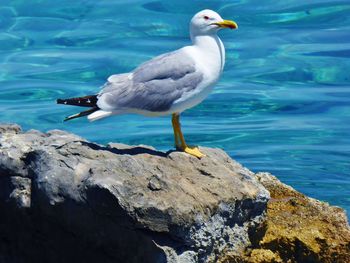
[219,173,350,263]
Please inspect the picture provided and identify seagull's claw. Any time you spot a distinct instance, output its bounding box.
[183,146,205,159]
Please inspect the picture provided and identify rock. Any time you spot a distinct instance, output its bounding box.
[219,172,350,263]
[1,124,349,263]
[0,124,269,263]
[148,175,163,191]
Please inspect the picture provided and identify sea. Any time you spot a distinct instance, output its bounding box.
[0,0,349,218]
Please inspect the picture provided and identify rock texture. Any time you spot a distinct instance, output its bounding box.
[219,173,350,263]
[0,124,349,263]
[0,124,269,263]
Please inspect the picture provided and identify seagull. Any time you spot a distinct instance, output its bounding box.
[57,9,238,158]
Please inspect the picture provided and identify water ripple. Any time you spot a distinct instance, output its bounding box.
[0,0,349,218]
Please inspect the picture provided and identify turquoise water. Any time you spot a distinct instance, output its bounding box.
[0,1,349,217]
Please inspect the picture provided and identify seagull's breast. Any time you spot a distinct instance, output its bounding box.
[169,36,225,113]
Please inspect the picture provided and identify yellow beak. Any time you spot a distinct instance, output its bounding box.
[213,20,238,30]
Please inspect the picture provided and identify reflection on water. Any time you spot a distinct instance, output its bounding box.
[0,0,349,217]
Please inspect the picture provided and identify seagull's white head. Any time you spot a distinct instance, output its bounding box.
[190,9,238,37]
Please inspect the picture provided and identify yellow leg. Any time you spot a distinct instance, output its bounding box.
[171,113,204,158]
[172,114,181,148]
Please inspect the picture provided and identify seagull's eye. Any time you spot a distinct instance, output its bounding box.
[204,16,209,20]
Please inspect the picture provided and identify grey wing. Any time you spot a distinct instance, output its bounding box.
[97,50,203,112]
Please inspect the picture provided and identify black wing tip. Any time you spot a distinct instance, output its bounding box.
[63,115,76,122]
[63,113,79,122]
[56,95,98,107]
[63,107,98,122]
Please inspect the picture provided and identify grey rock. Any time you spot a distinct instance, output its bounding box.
[0,123,21,134]
[148,175,163,191]
[0,124,269,263]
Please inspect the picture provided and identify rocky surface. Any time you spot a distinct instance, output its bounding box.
[0,124,349,263]
[0,124,269,263]
[219,173,350,263]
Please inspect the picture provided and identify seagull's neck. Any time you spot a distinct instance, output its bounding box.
[191,34,225,73]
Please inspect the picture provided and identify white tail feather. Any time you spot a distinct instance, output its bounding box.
[87,110,113,122]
